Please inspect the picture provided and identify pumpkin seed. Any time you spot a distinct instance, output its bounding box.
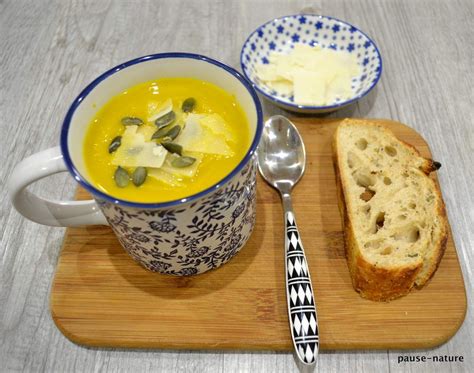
[108,135,122,153]
[155,111,176,128]
[151,127,169,140]
[182,97,196,113]
[121,117,144,126]
[114,166,129,188]
[161,142,183,156]
[165,125,181,140]
[171,156,196,168]
[151,124,181,141]
[132,167,147,187]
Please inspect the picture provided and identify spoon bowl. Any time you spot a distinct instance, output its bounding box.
[257,115,306,194]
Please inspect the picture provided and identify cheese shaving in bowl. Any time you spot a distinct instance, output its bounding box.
[254,43,361,106]
[175,114,234,156]
[111,126,167,168]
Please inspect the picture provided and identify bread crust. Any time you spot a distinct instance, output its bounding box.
[332,120,448,301]
[414,177,448,287]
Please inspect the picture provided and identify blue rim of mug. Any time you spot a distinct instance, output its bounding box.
[240,14,383,111]
[60,52,264,209]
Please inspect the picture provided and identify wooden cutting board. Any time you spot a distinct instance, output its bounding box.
[50,118,466,350]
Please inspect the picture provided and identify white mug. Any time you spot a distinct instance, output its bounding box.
[8,53,263,275]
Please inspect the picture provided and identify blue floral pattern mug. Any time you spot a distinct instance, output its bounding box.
[8,53,263,275]
[100,161,257,275]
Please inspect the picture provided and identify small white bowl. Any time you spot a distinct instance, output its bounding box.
[240,14,383,113]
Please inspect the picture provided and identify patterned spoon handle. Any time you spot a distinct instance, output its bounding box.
[285,210,319,368]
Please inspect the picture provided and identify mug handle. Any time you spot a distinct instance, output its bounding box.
[8,146,108,227]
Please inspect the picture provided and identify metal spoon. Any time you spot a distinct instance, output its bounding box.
[257,115,319,370]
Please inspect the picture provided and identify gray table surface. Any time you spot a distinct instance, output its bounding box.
[1,0,472,372]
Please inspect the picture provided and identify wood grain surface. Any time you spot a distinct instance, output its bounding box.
[1,0,472,372]
[51,119,467,351]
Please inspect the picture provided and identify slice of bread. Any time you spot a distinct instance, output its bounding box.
[332,119,448,301]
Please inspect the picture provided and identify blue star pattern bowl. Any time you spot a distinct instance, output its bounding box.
[240,14,383,113]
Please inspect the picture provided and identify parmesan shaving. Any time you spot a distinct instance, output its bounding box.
[255,43,361,105]
[147,98,173,122]
[111,126,167,168]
